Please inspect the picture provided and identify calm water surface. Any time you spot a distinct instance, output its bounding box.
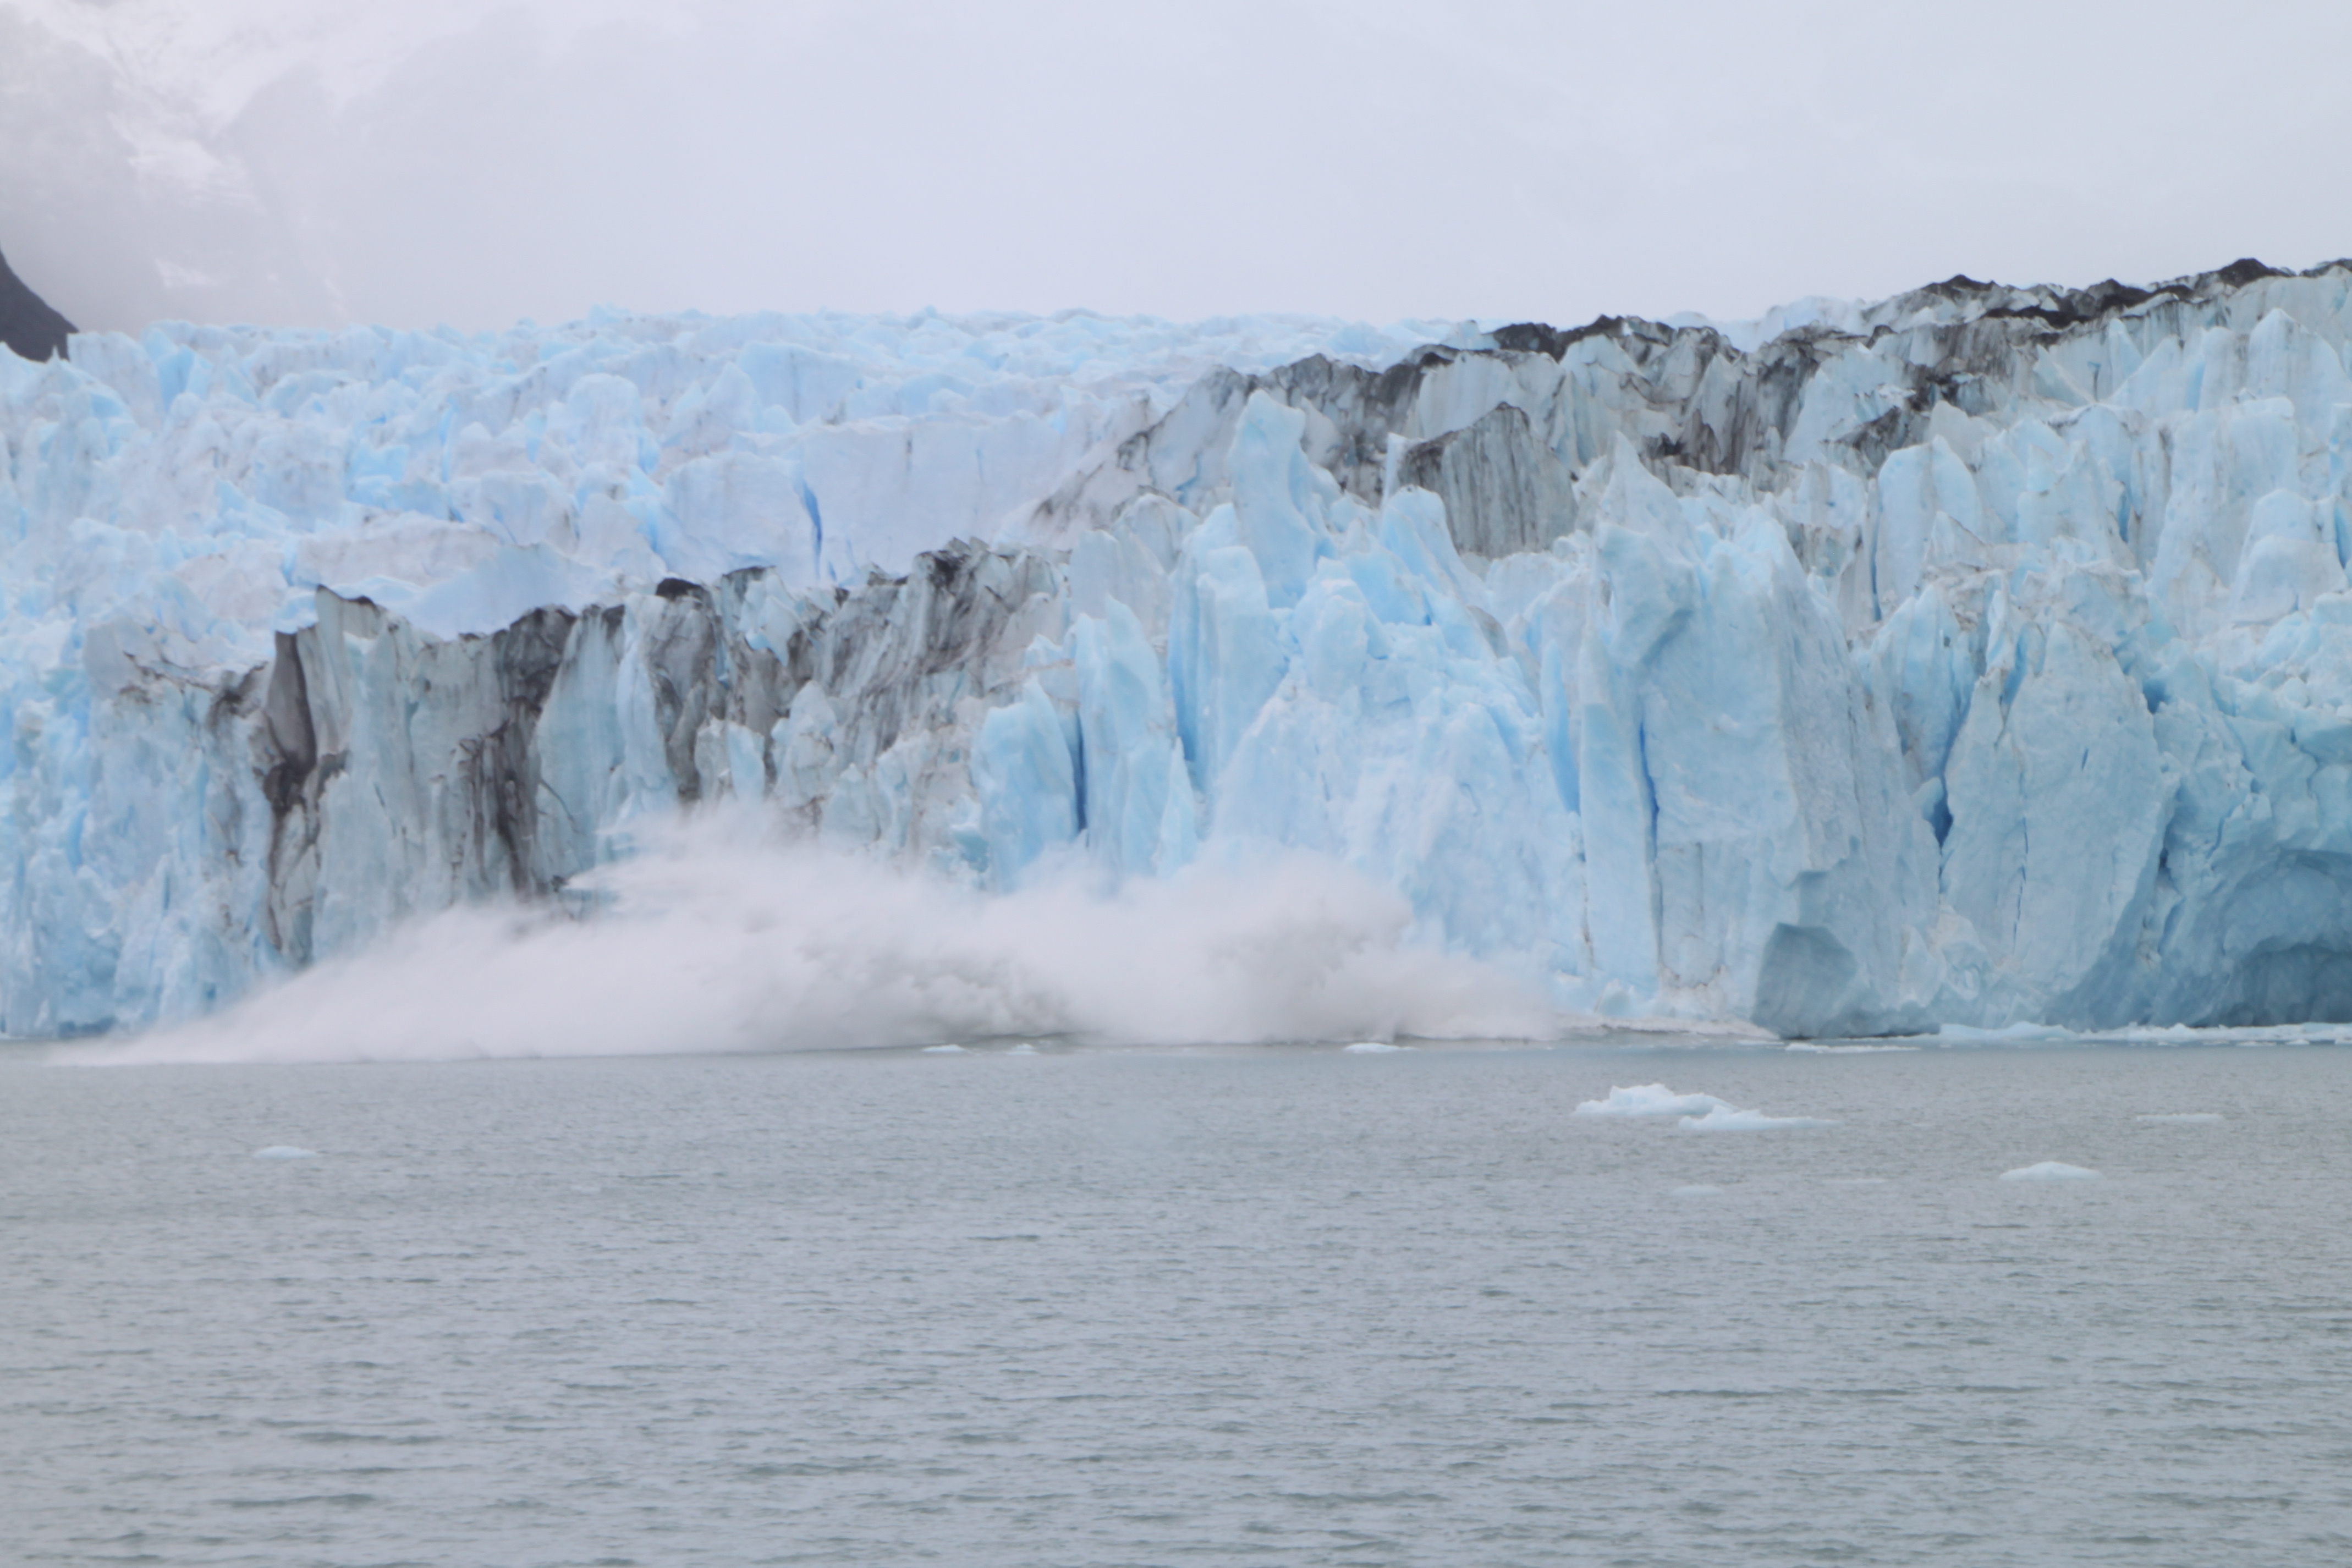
[4,1041,2350,1566]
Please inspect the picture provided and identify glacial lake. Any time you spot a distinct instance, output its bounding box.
[5,1039,2350,1566]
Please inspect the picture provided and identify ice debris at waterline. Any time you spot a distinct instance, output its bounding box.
[251,1145,317,1159]
[12,260,2352,1041]
[2000,1161,2102,1181]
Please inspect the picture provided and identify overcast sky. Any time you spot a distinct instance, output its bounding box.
[4,0,2349,335]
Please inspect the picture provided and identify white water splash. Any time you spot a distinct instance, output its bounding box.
[63,822,1556,1066]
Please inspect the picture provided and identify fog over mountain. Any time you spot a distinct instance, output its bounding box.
[3,0,2348,334]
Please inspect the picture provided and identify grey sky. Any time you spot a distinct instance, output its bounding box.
[4,0,2348,335]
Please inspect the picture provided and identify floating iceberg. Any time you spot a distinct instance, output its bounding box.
[1342,1041,1411,1054]
[1573,1083,1734,1118]
[1574,1082,1830,1128]
[12,260,2352,1042]
[1676,1106,1839,1131]
[251,1145,317,1159]
[1999,1161,2102,1180]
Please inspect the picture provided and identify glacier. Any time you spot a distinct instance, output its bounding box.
[8,259,2352,1041]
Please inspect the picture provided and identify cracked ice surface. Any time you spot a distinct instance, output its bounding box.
[9,263,2352,1040]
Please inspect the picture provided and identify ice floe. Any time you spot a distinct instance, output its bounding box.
[1573,1084,1734,1118]
[1999,1161,2101,1181]
[1575,1082,1833,1130]
[1677,1106,1840,1132]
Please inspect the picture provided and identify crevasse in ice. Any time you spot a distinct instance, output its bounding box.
[7,263,2352,1038]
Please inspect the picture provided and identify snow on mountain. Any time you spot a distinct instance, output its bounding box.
[7,261,2352,1039]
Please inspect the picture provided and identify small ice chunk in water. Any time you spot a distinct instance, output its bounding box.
[1677,1106,1839,1131]
[2000,1161,2101,1181]
[1574,1084,1732,1118]
[1342,1041,1410,1053]
[1007,1043,1038,1056]
[252,1146,318,1159]
[2136,1112,2224,1124]
[921,1044,969,1054]
[1937,1021,2082,1044]
[1578,1084,1829,1129]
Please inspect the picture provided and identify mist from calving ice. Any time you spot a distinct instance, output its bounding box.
[65,818,1557,1065]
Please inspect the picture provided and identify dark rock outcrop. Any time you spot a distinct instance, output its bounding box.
[1397,404,1575,559]
[1036,255,2352,564]
[235,540,1062,970]
[0,245,74,361]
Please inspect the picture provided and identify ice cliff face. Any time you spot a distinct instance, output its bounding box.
[8,261,2352,1038]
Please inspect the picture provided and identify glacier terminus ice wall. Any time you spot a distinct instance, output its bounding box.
[8,260,2352,1039]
